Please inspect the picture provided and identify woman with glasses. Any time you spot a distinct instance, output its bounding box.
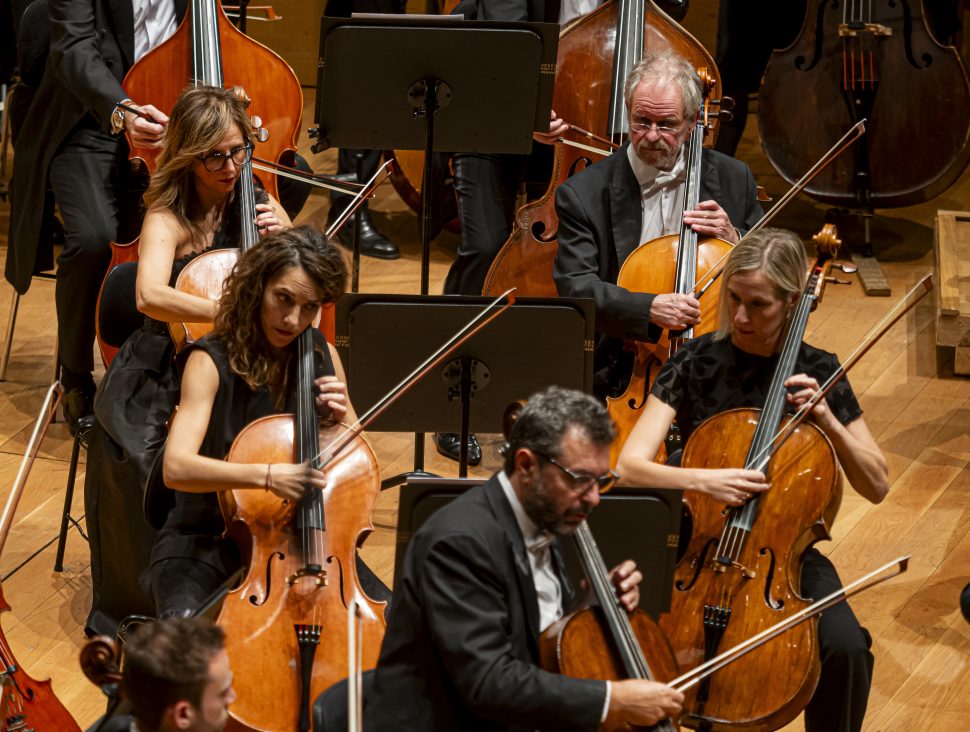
[615,228,888,732]
[84,85,290,636]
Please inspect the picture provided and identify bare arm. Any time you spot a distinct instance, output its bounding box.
[785,374,889,503]
[616,395,767,505]
[135,209,221,323]
[163,349,325,500]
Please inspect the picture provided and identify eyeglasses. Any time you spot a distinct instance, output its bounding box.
[629,119,683,136]
[197,144,253,172]
[534,451,618,495]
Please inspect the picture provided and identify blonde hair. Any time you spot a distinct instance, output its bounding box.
[142,85,254,243]
[715,228,808,340]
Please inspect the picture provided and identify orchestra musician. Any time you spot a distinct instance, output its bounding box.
[120,617,235,732]
[616,228,889,732]
[363,386,684,731]
[83,84,289,637]
[6,0,185,434]
[553,50,763,400]
[146,225,387,618]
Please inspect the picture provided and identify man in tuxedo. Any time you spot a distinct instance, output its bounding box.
[6,0,185,433]
[365,387,683,731]
[554,50,763,399]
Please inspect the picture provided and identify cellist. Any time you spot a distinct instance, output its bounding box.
[84,84,289,637]
[553,50,762,400]
[616,228,889,732]
[146,225,388,618]
[362,387,683,731]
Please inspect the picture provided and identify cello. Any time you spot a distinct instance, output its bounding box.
[606,76,732,465]
[657,240,844,731]
[758,0,970,209]
[482,0,720,298]
[0,386,80,732]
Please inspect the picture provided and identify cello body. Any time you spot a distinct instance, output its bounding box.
[661,409,842,731]
[758,0,970,208]
[217,415,385,729]
[607,233,732,465]
[483,0,720,297]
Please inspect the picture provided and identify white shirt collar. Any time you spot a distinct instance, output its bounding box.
[626,142,687,190]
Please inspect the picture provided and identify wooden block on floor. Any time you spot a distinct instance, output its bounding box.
[934,210,970,374]
[851,253,892,297]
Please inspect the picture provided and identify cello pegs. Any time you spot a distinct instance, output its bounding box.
[257,127,270,143]
[250,114,263,128]
[714,96,736,111]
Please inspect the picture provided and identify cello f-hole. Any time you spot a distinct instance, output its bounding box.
[567,156,593,177]
[676,538,717,592]
[759,546,784,610]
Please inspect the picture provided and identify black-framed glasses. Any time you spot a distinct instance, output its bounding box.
[534,451,618,494]
[629,119,683,136]
[197,144,253,172]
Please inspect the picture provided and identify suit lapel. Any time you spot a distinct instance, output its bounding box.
[700,153,722,206]
[550,539,574,609]
[610,143,644,268]
[482,476,542,656]
[107,0,136,68]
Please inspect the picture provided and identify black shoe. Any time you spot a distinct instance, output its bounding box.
[327,206,400,260]
[62,386,95,437]
[435,432,482,466]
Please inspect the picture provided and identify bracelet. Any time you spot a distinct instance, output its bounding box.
[265,463,272,492]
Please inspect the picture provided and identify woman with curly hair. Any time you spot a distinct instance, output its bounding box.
[84,84,289,636]
[146,225,382,618]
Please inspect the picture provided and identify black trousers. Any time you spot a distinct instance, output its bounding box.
[444,147,551,296]
[801,548,874,732]
[49,125,145,376]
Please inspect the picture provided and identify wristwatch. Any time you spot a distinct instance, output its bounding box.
[111,99,133,135]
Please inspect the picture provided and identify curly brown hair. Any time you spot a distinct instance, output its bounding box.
[212,225,347,393]
[142,85,254,243]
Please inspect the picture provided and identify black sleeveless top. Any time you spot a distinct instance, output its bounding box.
[149,329,334,573]
[650,333,863,445]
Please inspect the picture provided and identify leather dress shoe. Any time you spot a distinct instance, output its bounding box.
[63,386,95,438]
[435,432,482,466]
[327,206,400,260]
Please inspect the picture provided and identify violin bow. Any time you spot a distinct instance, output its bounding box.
[324,159,395,241]
[748,273,933,473]
[669,555,909,693]
[314,289,518,468]
[691,119,867,300]
[252,157,365,196]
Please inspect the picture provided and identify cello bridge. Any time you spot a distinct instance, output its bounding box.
[286,565,328,587]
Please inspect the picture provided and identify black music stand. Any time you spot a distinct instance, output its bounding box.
[396,478,683,615]
[313,15,558,295]
[337,295,594,483]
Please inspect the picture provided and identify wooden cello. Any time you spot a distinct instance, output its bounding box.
[606,78,732,466]
[758,0,970,208]
[657,241,843,731]
[0,386,80,732]
[482,0,720,297]
[216,329,386,732]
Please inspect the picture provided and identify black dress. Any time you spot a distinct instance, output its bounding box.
[145,333,391,618]
[83,191,262,637]
[651,333,874,732]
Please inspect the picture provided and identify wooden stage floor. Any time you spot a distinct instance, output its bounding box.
[1,84,969,729]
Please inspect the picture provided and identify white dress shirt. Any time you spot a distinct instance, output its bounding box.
[132,0,178,61]
[626,143,688,246]
[559,0,599,25]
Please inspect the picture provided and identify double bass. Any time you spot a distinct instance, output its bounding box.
[658,242,842,730]
[482,0,720,297]
[758,0,970,209]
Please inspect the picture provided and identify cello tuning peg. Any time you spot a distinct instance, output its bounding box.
[256,127,270,143]
[717,109,735,123]
[714,96,736,111]
[250,114,263,129]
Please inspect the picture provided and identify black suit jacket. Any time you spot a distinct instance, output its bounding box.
[365,476,606,732]
[553,142,763,343]
[6,0,188,294]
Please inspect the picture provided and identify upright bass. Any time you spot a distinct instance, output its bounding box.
[483,0,720,297]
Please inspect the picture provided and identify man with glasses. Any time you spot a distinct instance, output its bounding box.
[554,50,763,400]
[364,386,683,731]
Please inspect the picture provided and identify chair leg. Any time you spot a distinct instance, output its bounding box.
[54,426,85,572]
[0,288,21,382]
